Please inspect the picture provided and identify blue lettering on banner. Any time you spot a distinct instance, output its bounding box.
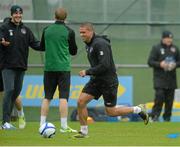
[20,75,133,107]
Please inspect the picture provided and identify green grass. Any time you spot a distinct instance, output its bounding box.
[0,122,180,146]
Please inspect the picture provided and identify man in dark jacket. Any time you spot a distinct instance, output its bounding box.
[0,17,26,129]
[73,22,149,138]
[148,31,180,122]
[0,5,41,129]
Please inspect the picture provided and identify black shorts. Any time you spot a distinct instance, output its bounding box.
[82,78,119,107]
[0,70,3,92]
[44,71,70,100]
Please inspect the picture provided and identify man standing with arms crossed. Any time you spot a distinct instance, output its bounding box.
[73,22,149,138]
[40,8,78,133]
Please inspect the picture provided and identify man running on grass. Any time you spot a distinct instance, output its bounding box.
[73,22,149,138]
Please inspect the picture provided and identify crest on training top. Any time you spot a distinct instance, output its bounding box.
[160,48,165,54]
[21,28,26,34]
[9,30,13,36]
[170,47,176,53]
[100,51,104,55]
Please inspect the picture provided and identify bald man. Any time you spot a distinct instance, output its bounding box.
[40,8,78,133]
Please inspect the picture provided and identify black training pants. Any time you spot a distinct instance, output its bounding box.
[2,69,24,124]
[151,88,175,121]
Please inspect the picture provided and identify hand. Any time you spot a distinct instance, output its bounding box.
[1,38,10,46]
[160,60,169,70]
[168,62,176,71]
[79,70,86,77]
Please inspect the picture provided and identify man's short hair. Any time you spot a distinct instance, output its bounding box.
[55,8,67,21]
[80,22,94,31]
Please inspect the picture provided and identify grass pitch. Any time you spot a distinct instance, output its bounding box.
[0,121,180,146]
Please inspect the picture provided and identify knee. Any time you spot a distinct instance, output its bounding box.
[77,98,86,108]
[105,108,115,116]
[155,89,164,99]
[4,89,14,97]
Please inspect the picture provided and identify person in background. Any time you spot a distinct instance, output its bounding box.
[73,22,149,138]
[0,17,25,129]
[40,8,78,133]
[0,5,41,129]
[148,31,180,122]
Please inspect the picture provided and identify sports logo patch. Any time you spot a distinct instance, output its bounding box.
[21,28,26,34]
[106,102,112,106]
[170,47,176,53]
[160,48,165,55]
[9,30,13,36]
[100,51,104,55]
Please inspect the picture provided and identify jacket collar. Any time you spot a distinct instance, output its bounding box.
[55,20,65,25]
[161,41,172,48]
[86,33,96,46]
[9,20,23,27]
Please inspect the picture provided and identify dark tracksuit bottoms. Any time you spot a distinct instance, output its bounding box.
[2,69,24,123]
[151,88,174,121]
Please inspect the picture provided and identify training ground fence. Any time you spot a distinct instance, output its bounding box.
[1,0,180,68]
[1,20,180,69]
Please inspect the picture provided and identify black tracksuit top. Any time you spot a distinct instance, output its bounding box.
[0,21,41,70]
[85,34,117,82]
[148,42,180,89]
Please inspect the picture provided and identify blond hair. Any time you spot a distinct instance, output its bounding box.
[80,22,94,31]
[55,8,67,21]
